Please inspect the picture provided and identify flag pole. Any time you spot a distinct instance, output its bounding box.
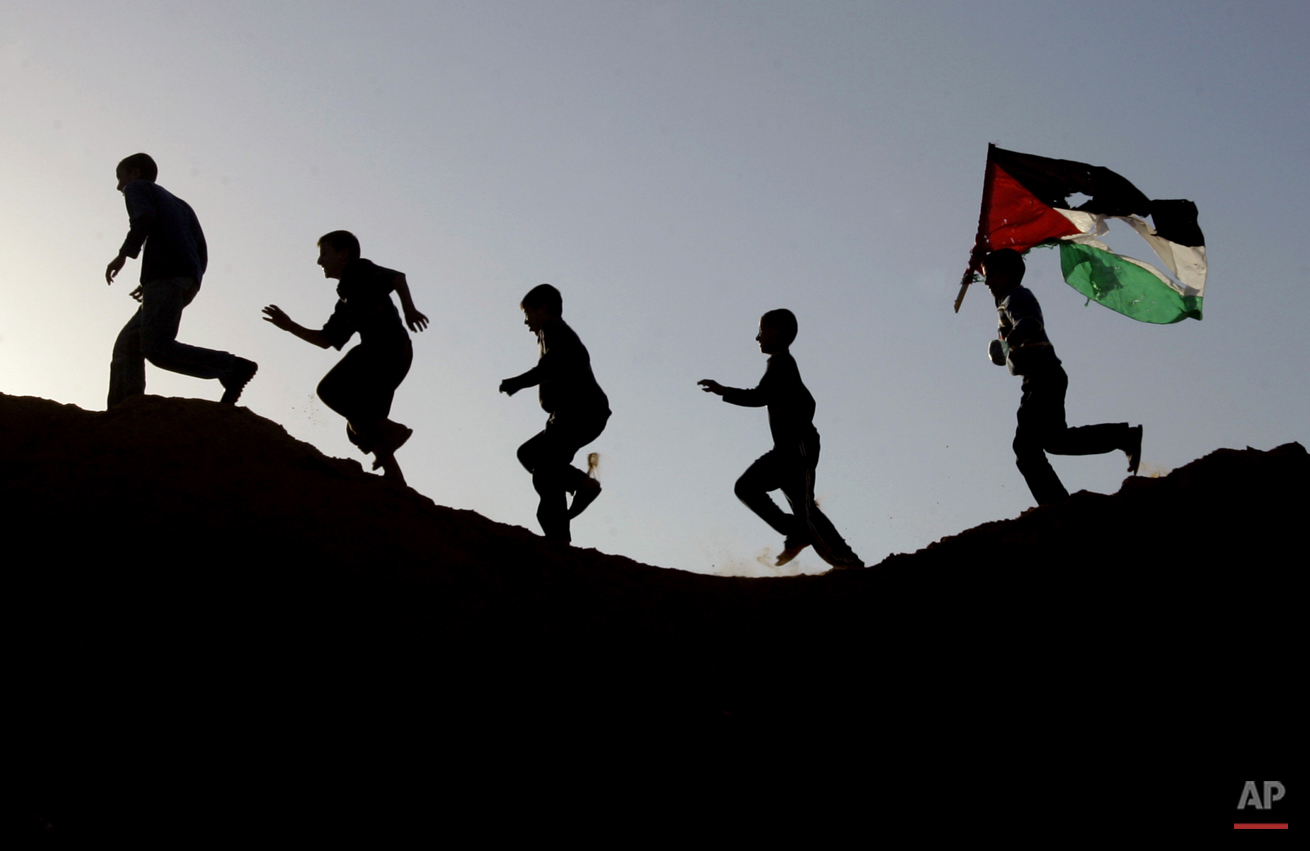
[954,144,996,313]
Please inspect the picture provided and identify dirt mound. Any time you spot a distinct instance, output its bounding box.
[5,392,1301,834]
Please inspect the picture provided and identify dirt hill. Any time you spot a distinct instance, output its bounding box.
[5,392,1300,834]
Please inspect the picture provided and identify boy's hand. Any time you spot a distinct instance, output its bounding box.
[262,304,294,331]
[130,286,143,303]
[404,306,429,333]
[698,379,726,396]
[105,254,126,284]
[499,377,521,396]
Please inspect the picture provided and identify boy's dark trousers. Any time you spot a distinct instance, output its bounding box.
[734,432,862,568]
[1014,363,1132,505]
[108,277,239,408]
[517,408,610,542]
[316,342,413,452]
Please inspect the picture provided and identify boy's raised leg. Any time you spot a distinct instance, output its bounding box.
[220,358,259,405]
[735,450,809,547]
[568,478,601,520]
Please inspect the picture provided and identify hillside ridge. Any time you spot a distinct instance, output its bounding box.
[5,392,1301,833]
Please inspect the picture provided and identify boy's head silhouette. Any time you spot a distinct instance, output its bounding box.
[316,230,360,280]
[116,153,158,191]
[757,308,797,354]
[983,249,1026,300]
[521,283,562,332]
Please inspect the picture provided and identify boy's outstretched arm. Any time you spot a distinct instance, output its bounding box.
[500,366,540,397]
[701,377,767,407]
[501,332,566,395]
[698,379,728,396]
[392,273,429,333]
[263,305,331,348]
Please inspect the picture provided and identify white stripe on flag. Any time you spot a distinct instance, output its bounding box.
[1053,208,1205,299]
[1119,215,1207,297]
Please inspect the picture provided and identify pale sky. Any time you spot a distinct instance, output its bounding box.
[3,1,1307,575]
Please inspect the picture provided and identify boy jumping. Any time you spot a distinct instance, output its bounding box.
[262,230,427,483]
[700,309,863,570]
[499,284,610,543]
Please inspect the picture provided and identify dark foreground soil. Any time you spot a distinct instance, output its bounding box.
[4,393,1300,836]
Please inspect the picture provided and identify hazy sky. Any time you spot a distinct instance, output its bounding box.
[3,1,1307,575]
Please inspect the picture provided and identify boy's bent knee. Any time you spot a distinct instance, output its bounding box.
[316,374,343,406]
[140,339,171,362]
[315,381,353,419]
[517,440,538,473]
[1013,430,1043,458]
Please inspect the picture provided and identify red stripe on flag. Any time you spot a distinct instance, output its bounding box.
[1234,824,1288,829]
[984,163,1081,253]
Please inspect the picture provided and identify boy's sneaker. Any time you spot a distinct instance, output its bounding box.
[372,422,414,469]
[776,542,810,567]
[1125,424,1143,475]
[568,477,602,519]
[220,358,258,404]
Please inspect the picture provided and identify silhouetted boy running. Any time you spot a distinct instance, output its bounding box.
[982,249,1142,505]
[700,309,863,570]
[105,153,258,408]
[262,230,427,483]
[500,284,610,543]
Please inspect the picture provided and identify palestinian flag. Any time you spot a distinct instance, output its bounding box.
[956,144,1206,324]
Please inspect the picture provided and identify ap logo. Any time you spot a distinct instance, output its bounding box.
[1237,781,1285,810]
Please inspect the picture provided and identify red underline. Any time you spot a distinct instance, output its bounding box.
[1234,824,1288,829]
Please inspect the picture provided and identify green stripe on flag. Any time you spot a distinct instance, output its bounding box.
[1059,242,1202,324]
